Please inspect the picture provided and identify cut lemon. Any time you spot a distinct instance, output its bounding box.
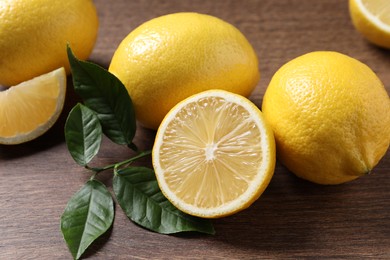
[152,90,276,218]
[0,67,66,145]
[349,0,390,48]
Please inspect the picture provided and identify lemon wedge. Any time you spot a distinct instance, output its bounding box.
[349,0,390,48]
[0,67,66,144]
[152,90,275,218]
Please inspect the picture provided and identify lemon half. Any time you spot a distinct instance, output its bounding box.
[349,0,390,48]
[153,90,275,218]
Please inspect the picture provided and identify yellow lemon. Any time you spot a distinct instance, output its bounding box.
[0,0,99,87]
[349,0,390,48]
[262,51,390,185]
[0,68,66,145]
[109,12,259,130]
[153,90,275,218]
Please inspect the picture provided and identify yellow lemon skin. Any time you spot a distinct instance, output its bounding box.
[109,12,259,130]
[0,0,99,86]
[262,51,390,185]
[349,0,390,48]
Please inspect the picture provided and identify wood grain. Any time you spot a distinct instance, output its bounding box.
[1,0,389,259]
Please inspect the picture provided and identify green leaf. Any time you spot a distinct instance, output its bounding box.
[61,180,114,260]
[65,103,102,166]
[113,167,215,235]
[67,45,137,147]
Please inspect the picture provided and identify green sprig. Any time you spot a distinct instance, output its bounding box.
[60,46,215,260]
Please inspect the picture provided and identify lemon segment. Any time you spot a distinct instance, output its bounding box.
[0,68,66,145]
[349,0,390,48]
[153,90,275,218]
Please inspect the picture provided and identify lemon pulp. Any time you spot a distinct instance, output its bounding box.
[361,0,390,25]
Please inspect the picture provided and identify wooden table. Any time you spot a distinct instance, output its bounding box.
[1,0,389,259]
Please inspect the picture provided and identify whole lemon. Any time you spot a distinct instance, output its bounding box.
[0,0,99,86]
[109,12,259,130]
[262,51,390,185]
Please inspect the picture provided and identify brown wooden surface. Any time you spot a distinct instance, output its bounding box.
[1,0,389,259]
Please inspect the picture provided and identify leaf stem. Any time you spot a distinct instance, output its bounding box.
[86,150,152,174]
